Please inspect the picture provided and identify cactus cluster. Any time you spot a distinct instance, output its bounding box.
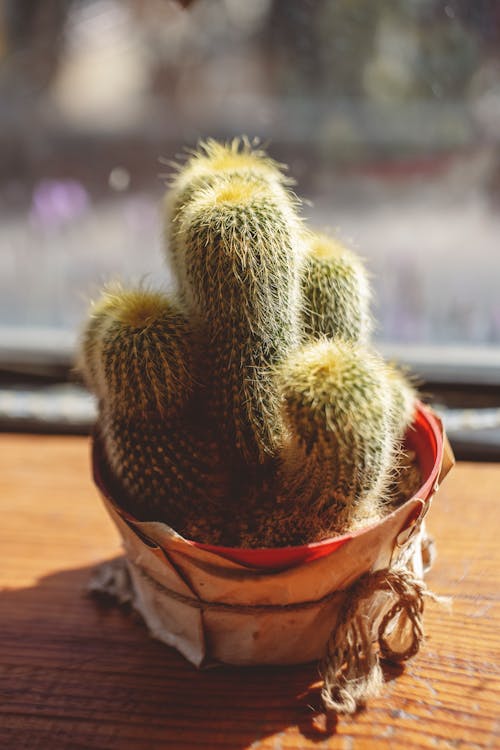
[80,138,416,547]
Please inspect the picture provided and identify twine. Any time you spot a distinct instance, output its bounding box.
[127,558,345,614]
[320,566,448,714]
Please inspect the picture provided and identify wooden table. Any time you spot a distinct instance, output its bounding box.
[1,434,499,749]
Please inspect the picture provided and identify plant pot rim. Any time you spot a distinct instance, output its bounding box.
[92,400,448,571]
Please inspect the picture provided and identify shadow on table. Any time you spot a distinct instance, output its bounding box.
[0,558,403,749]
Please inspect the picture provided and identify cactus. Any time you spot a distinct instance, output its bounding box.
[164,138,291,294]
[80,285,227,526]
[81,285,195,417]
[80,139,421,548]
[257,339,415,546]
[175,173,303,464]
[301,232,372,343]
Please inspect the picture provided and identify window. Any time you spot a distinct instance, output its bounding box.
[1,0,499,455]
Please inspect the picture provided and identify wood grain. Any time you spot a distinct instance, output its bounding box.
[0,434,498,750]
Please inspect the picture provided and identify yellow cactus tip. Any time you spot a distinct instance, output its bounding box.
[95,286,170,329]
[279,339,372,400]
[309,233,345,260]
[212,178,264,206]
[172,137,290,186]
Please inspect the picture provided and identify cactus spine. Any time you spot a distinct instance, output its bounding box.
[301,232,372,343]
[386,365,417,440]
[176,173,303,464]
[81,286,226,527]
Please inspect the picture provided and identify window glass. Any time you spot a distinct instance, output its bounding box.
[1,0,499,347]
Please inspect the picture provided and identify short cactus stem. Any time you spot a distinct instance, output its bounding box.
[80,285,227,523]
[273,339,414,543]
[80,285,196,418]
[301,232,372,343]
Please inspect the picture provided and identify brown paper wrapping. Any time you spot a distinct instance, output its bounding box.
[96,496,427,667]
[92,407,454,668]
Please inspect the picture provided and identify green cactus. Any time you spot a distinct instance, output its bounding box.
[175,173,303,464]
[255,339,416,546]
[80,285,227,527]
[81,285,195,416]
[164,138,292,301]
[80,139,421,547]
[301,232,372,343]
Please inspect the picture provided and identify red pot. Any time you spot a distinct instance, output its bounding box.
[93,401,451,570]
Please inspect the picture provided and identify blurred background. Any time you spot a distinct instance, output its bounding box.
[0,0,499,456]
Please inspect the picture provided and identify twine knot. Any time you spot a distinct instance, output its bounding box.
[320,566,441,714]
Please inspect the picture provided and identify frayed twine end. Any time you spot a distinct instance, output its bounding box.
[320,566,451,714]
